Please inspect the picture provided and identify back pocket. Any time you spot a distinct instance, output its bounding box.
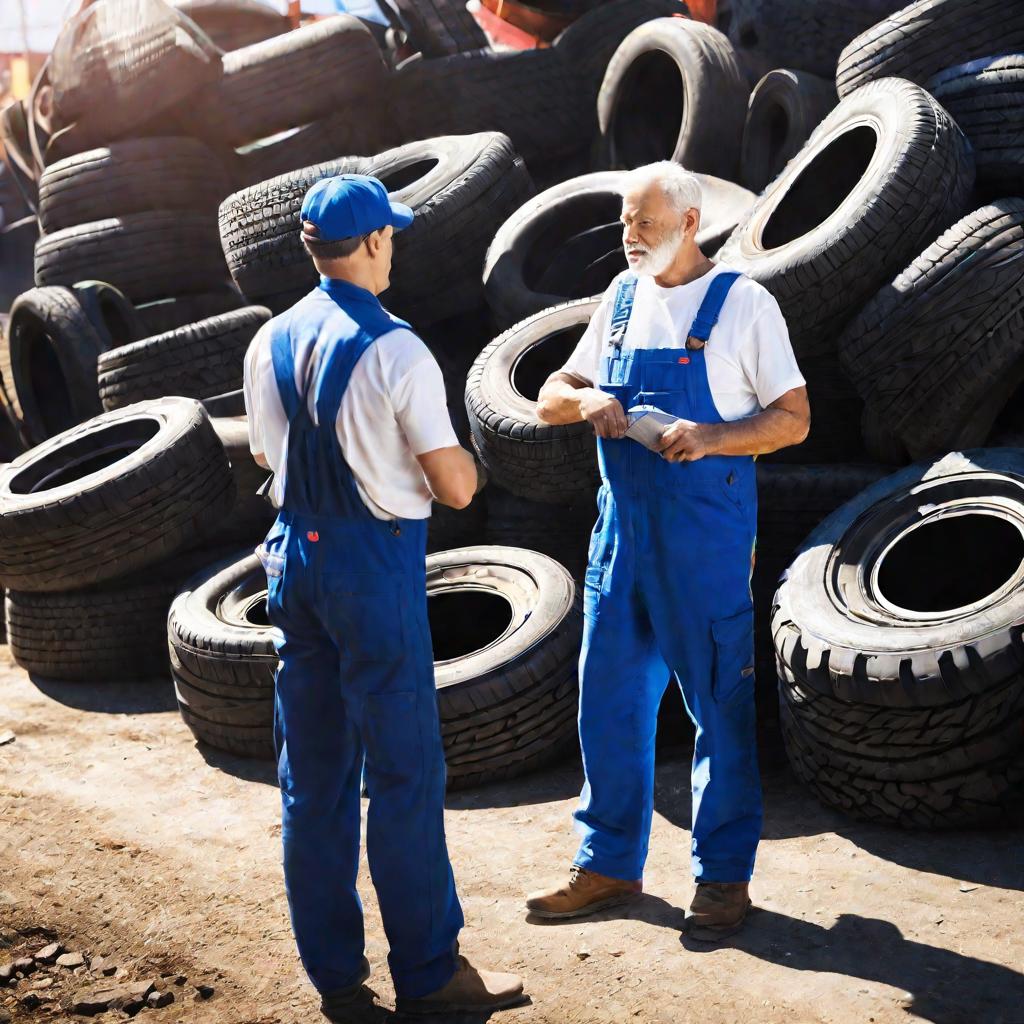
[711,607,755,705]
[323,571,407,662]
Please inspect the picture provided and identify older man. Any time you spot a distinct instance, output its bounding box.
[526,162,809,940]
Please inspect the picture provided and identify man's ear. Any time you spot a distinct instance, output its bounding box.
[686,207,701,237]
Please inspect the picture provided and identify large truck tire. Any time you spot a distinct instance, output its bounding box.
[0,398,234,592]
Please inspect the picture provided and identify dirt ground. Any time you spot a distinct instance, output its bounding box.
[1,647,1023,1024]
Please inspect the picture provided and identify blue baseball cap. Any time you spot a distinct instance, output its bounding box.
[300,174,414,243]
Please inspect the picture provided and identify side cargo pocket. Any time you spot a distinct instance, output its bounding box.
[711,606,755,705]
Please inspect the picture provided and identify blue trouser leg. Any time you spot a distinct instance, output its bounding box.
[274,622,367,994]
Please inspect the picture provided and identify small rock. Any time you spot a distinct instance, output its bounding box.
[33,943,62,965]
[29,977,53,990]
[129,980,156,1000]
[90,957,117,978]
[73,984,144,1016]
[111,993,145,1016]
[0,731,14,746]
[57,952,86,969]
[114,967,128,980]
[147,991,174,1009]
[958,883,978,893]
[12,959,34,975]
[0,965,14,985]
[0,1007,11,1022]
[195,984,215,1000]
[17,992,40,1010]
[575,951,591,961]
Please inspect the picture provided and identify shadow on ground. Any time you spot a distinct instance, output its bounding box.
[28,674,177,714]
[687,907,1024,1024]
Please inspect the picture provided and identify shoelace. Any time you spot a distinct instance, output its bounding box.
[569,865,588,886]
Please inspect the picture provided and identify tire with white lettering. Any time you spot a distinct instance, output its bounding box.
[466,299,601,504]
[838,201,1024,463]
[0,397,234,592]
[740,69,836,193]
[483,172,754,329]
[34,212,230,305]
[835,0,1024,98]
[596,18,749,179]
[717,78,974,356]
[180,17,387,148]
[169,0,290,52]
[726,0,906,78]
[219,133,534,324]
[927,55,1024,196]
[169,546,584,788]
[97,306,271,411]
[37,137,232,234]
[0,287,108,448]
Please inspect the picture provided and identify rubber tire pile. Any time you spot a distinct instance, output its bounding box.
[0,0,1022,819]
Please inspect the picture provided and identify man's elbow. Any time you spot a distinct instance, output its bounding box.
[439,484,475,511]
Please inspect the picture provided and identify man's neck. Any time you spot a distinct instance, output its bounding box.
[316,261,378,295]
[653,247,713,289]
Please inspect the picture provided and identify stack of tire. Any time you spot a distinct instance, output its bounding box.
[0,397,241,683]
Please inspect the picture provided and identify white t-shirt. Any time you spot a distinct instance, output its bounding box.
[561,264,805,420]
[244,324,459,520]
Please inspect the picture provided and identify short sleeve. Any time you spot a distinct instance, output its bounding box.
[560,285,615,385]
[243,324,269,456]
[384,332,460,456]
[739,294,806,410]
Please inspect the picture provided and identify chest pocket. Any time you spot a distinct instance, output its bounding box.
[637,357,694,420]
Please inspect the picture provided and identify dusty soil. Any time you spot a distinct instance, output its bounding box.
[1,648,1022,1024]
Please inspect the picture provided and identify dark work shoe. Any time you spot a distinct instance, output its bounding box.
[395,955,524,1015]
[685,882,751,942]
[320,957,371,1021]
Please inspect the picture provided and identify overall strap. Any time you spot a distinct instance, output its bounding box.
[687,271,741,348]
[270,321,304,423]
[607,273,638,353]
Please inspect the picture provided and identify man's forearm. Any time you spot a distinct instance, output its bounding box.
[700,407,808,456]
[536,377,588,425]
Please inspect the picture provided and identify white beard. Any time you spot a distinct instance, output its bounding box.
[629,228,685,277]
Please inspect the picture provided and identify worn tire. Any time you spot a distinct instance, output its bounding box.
[780,702,1024,828]
[467,299,600,504]
[717,78,974,355]
[49,0,223,151]
[170,0,290,51]
[390,0,487,57]
[740,69,836,193]
[927,55,1024,197]
[72,281,140,351]
[133,288,246,338]
[34,212,229,305]
[206,415,275,547]
[386,48,588,164]
[836,0,1024,98]
[181,17,387,148]
[727,0,906,78]
[773,449,1024,708]
[169,545,584,786]
[5,545,236,682]
[37,137,231,235]
[0,287,107,447]
[97,306,270,411]
[0,397,234,592]
[219,133,534,324]
[838,201,1024,463]
[597,17,748,178]
[483,172,754,328]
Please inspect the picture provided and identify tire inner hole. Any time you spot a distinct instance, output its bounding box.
[611,50,685,168]
[9,419,160,493]
[27,328,77,438]
[513,325,587,401]
[761,124,877,249]
[876,513,1024,614]
[377,158,439,196]
[765,103,790,179]
[428,589,514,661]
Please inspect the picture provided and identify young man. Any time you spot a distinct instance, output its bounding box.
[244,174,523,1016]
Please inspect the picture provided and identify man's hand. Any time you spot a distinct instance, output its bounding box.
[655,419,710,462]
[578,389,628,439]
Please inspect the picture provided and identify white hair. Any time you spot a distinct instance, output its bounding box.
[622,161,702,214]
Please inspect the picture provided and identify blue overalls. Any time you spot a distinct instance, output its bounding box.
[574,271,763,884]
[259,277,463,1000]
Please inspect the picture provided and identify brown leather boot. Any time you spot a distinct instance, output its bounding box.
[395,955,524,1015]
[685,882,751,941]
[526,865,642,919]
